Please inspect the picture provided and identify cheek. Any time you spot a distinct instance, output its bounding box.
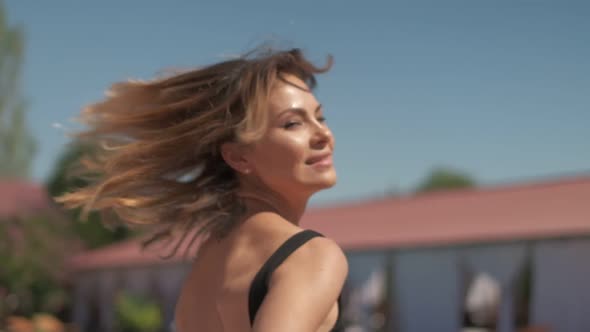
[252,133,308,174]
[329,130,335,149]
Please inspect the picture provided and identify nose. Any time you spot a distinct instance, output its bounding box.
[310,122,333,149]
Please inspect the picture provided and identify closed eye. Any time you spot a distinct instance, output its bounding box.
[284,121,302,129]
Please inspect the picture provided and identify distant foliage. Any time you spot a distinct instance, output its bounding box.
[0,214,73,318]
[415,167,476,193]
[46,143,132,248]
[114,292,163,332]
[0,2,35,178]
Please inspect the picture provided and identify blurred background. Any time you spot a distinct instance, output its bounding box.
[1,1,589,332]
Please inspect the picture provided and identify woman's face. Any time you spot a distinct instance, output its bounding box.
[237,74,336,198]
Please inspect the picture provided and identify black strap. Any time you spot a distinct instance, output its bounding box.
[248,230,324,325]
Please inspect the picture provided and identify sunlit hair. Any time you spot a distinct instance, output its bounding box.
[55,46,332,257]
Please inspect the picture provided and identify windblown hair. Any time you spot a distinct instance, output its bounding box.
[56,46,332,257]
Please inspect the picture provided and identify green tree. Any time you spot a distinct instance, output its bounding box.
[46,143,131,248]
[0,1,35,178]
[0,213,74,318]
[415,167,476,193]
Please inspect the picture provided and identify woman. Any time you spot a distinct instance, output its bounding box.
[57,47,348,332]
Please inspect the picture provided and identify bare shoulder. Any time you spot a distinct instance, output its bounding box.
[275,232,348,281]
[267,215,349,294]
[259,212,344,252]
[251,224,348,331]
[243,211,304,244]
[243,211,348,279]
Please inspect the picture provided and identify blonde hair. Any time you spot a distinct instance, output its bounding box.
[56,47,332,257]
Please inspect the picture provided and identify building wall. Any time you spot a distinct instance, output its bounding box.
[344,244,526,332]
[72,263,191,332]
[531,237,590,332]
[71,236,590,332]
[344,237,590,332]
[392,247,464,332]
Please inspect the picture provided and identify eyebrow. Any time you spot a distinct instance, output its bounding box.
[278,104,323,118]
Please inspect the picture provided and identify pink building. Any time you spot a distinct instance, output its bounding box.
[67,175,590,332]
[0,179,52,219]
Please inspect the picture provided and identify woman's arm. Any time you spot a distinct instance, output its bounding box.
[252,236,348,332]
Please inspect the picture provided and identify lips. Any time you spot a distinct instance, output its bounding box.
[305,152,332,165]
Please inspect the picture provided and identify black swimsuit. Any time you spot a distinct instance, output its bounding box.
[248,230,344,331]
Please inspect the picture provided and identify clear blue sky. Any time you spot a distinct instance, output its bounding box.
[5,1,590,205]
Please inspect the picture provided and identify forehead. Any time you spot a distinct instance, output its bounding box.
[267,74,319,114]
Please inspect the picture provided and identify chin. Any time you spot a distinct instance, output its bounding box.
[308,172,337,191]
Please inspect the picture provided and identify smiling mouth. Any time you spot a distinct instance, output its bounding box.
[305,154,333,166]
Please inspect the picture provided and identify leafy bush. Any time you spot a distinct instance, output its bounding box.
[0,214,72,319]
[114,292,162,332]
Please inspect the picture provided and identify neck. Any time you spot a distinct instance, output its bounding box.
[237,190,309,225]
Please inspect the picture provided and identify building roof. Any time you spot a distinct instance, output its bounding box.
[307,175,590,250]
[67,174,590,271]
[67,231,201,272]
[0,179,52,218]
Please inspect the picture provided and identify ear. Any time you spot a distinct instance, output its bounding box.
[220,142,252,175]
